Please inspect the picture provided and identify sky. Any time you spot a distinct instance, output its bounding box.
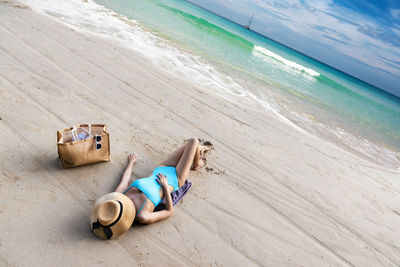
[188,0,400,97]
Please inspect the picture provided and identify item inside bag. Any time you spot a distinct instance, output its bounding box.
[74,129,91,141]
[59,126,93,144]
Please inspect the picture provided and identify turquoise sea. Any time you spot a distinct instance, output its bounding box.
[46,0,400,168]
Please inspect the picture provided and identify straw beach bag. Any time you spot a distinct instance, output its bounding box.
[57,124,110,168]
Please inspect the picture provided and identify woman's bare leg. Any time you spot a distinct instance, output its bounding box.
[158,143,187,167]
[158,138,211,186]
[158,140,210,167]
[176,138,200,187]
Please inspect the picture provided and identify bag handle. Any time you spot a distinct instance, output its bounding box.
[71,125,93,141]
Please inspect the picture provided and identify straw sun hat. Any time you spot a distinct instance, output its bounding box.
[90,192,136,240]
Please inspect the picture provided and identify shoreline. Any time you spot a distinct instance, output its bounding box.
[185,0,400,98]
[1,1,400,266]
[28,0,400,170]
[186,0,400,99]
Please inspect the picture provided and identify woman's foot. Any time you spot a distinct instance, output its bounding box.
[192,146,211,170]
[192,158,207,171]
[198,145,212,157]
[191,140,213,171]
[197,138,214,148]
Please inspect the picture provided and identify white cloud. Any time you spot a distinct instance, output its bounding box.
[391,9,400,20]
[193,0,400,89]
[238,0,400,75]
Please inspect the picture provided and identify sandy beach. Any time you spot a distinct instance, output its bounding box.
[1,1,400,266]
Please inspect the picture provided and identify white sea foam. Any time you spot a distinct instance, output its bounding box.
[286,109,400,170]
[21,0,399,169]
[22,0,297,122]
[253,45,320,77]
[24,1,240,95]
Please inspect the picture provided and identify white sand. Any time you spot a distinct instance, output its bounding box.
[0,1,399,266]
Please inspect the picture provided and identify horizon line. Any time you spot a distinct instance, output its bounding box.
[184,0,400,99]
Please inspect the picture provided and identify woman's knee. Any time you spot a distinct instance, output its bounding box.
[187,138,199,147]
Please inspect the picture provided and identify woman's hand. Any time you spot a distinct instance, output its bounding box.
[137,173,173,224]
[156,173,169,189]
[128,153,138,166]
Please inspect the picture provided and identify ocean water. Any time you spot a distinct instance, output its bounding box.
[28,0,400,169]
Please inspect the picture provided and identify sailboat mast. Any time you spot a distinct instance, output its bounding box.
[245,13,255,30]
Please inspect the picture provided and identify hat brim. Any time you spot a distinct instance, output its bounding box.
[90,192,136,239]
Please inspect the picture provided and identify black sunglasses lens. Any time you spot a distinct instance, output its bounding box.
[96,143,102,150]
[96,135,101,142]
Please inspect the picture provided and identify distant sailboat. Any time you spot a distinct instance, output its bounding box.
[244,13,255,30]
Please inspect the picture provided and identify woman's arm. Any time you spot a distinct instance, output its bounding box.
[137,173,174,224]
[115,153,137,193]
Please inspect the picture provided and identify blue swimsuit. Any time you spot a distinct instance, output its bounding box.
[123,166,179,214]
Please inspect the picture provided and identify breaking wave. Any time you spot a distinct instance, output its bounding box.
[253,45,320,77]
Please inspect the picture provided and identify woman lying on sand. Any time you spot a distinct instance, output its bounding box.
[90,138,211,239]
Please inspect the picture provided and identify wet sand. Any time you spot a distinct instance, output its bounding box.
[0,1,400,266]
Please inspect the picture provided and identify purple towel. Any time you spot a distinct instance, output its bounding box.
[154,179,192,211]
